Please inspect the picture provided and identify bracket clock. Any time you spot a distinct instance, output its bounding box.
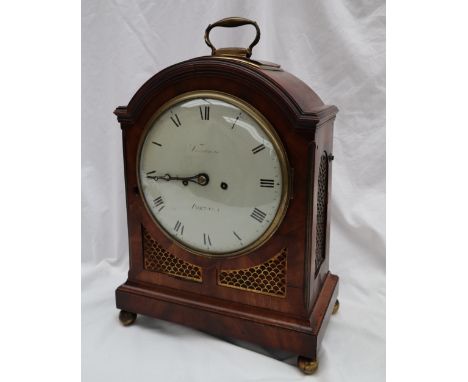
[114,17,339,374]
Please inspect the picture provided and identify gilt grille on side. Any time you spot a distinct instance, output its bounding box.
[218,249,287,297]
[315,153,329,277]
[143,227,202,282]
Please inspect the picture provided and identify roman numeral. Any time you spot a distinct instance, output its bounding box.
[260,179,275,188]
[233,231,242,241]
[252,144,265,154]
[250,208,267,223]
[170,113,181,127]
[199,106,210,120]
[174,220,184,234]
[153,196,165,212]
[151,141,162,147]
[231,112,242,129]
[153,196,163,207]
[203,233,212,246]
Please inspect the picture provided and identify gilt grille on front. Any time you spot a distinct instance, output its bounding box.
[315,153,329,277]
[218,249,287,297]
[142,227,202,282]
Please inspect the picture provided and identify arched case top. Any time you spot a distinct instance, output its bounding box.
[115,56,338,132]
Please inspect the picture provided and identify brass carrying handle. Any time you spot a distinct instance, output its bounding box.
[204,17,261,58]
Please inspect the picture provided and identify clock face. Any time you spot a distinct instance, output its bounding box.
[138,91,289,256]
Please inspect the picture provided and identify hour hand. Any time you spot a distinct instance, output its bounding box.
[146,172,209,186]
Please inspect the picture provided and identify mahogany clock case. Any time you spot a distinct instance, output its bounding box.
[114,54,339,363]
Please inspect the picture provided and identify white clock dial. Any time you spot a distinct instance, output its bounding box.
[138,92,289,256]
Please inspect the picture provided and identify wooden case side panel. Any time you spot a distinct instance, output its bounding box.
[305,119,335,312]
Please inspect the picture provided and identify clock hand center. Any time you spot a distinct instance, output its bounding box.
[196,173,209,186]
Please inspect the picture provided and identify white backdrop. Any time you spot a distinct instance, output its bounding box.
[82,1,385,381]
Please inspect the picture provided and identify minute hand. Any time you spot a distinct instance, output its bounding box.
[146,172,209,186]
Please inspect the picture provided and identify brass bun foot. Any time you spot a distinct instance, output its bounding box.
[119,310,137,326]
[297,356,318,375]
[332,299,340,315]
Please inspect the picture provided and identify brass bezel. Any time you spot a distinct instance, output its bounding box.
[137,90,290,258]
